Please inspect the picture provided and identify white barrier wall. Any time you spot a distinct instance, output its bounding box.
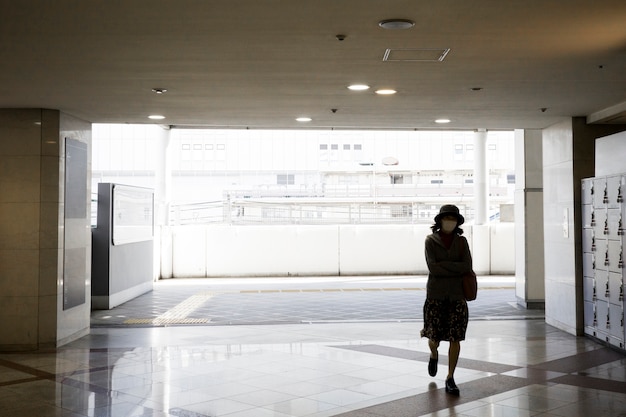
[338,225,425,275]
[205,225,340,276]
[490,223,516,274]
[165,223,515,277]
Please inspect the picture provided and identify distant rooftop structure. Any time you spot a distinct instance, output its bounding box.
[92,125,515,225]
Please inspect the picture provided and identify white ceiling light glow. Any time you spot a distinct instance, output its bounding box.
[375,89,397,95]
[348,84,370,91]
[148,115,165,120]
[435,118,451,124]
[296,117,312,122]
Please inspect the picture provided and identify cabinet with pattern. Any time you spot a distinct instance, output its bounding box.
[582,174,625,351]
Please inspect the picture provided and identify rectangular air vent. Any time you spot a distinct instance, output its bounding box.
[383,48,450,62]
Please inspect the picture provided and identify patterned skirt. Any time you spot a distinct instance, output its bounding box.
[420,298,468,342]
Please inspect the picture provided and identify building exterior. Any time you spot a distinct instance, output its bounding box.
[2,113,626,351]
[92,125,515,225]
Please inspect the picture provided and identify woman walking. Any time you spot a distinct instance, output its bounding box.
[421,204,473,395]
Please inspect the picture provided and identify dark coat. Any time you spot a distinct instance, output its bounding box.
[424,232,473,301]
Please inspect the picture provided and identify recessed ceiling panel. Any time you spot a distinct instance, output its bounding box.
[383,48,451,62]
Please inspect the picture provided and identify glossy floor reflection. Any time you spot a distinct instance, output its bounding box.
[1,320,626,416]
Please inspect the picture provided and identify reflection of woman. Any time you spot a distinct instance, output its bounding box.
[421,204,472,395]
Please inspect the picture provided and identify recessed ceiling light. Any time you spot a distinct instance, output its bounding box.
[348,84,370,91]
[378,19,415,30]
[151,88,167,94]
[148,115,165,120]
[375,89,397,95]
[435,118,451,124]
[296,117,312,122]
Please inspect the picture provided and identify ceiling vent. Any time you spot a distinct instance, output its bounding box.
[383,48,450,62]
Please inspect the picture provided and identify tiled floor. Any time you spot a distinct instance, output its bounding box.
[90,276,544,327]
[1,276,626,417]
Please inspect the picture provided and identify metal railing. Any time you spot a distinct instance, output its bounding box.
[170,200,431,225]
[168,183,512,226]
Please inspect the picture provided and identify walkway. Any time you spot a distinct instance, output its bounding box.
[2,276,626,417]
[90,276,544,327]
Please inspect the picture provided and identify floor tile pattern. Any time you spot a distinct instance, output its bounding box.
[90,276,544,327]
[1,277,625,417]
[333,344,626,416]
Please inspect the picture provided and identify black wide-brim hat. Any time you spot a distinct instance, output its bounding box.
[434,204,464,225]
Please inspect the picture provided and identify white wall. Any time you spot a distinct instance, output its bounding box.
[514,129,545,308]
[541,118,625,336]
[596,131,626,177]
[490,223,516,274]
[165,223,515,278]
[542,119,584,335]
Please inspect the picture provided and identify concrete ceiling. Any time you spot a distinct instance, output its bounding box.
[1,1,625,130]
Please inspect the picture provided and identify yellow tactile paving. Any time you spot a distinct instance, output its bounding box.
[124,292,218,324]
[124,318,210,325]
[235,288,424,293]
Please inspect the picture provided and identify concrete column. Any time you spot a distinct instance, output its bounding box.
[474,129,488,224]
[472,129,489,274]
[514,129,545,309]
[154,126,172,226]
[155,127,173,279]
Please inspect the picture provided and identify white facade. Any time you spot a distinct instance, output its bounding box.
[92,124,517,278]
[92,125,515,224]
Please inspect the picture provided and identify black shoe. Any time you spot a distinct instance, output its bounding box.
[428,357,437,377]
[445,377,460,395]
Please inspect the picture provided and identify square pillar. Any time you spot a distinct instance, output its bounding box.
[0,109,91,351]
[514,129,545,309]
[543,117,625,336]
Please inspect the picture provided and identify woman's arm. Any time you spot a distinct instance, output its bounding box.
[425,236,458,276]
[425,236,472,276]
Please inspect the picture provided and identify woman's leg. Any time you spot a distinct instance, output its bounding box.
[445,341,461,394]
[447,341,460,378]
[427,338,440,376]
[428,339,440,359]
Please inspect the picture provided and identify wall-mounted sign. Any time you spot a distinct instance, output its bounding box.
[112,184,154,245]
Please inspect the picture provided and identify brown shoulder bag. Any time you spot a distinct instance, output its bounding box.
[458,239,477,301]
